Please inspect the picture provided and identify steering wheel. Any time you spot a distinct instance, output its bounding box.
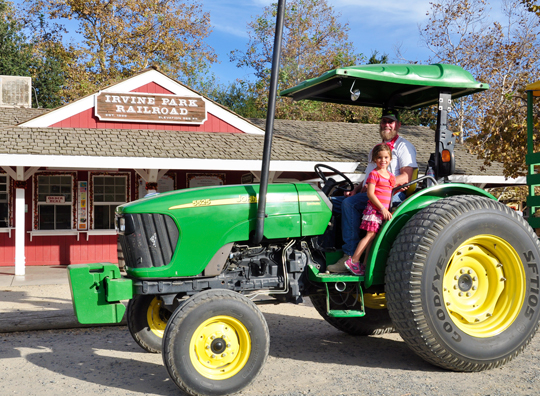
[314,164,354,196]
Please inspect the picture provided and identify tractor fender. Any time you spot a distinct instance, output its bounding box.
[364,183,496,288]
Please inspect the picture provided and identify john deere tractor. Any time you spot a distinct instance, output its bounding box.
[67,9,540,394]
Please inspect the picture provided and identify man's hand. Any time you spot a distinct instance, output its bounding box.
[394,166,416,192]
[344,184,365,197]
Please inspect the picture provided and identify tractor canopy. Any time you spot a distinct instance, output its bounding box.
[280,64,488,110]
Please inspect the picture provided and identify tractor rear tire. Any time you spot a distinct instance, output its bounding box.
[162,289,270,396]
[309,293,394,336]
[385,195,540,371]
[127,295,171,353]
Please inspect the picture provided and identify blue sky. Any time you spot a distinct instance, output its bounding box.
[13,0,507,85]
[204,0,434,83]
[203,0,507,85]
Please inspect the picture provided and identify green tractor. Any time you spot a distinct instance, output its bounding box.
[67,15,540,396]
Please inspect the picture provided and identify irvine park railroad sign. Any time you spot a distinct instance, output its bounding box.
[94,91,207,124]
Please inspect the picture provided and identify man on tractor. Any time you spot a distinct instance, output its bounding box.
[328,108,418,272]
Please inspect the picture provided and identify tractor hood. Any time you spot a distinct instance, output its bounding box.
[115,183,332,278]
[280,64,489,110]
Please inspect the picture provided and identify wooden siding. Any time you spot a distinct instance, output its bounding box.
[0,235,118,266]
[48,81,244,133]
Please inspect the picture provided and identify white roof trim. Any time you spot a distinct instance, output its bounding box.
[18,70,264,135]
[302,174,526,185]
[0,154,359,173]
[448,175,526,185]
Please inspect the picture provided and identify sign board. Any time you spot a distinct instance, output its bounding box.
[187,173,225,188]
[95,91,207,124]
[46,196,65,204]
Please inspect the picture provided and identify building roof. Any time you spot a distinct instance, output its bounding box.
[251,119,505,177]
[0,106,520,185]
[0,125,349,163]
[0,107,49,128]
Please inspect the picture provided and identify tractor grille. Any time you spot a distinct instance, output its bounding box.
[118,213,179,269]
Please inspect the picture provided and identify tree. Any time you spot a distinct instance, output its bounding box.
[208,82,266,119]
[231,0,377,123]
[0,0,32,76]
[0,0,65,108]
[521,0,540,15]
[420,0,540,177]
[23,0,217,101]
[367,51,389,65]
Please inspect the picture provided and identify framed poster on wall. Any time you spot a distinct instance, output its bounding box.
[78,181,88,230]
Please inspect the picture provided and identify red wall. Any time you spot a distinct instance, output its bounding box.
[0,234,15,265]
[24,235,118,266]
[0,233,117,267]
[49,82,244,133]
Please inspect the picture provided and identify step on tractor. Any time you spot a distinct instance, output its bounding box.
[67,5,540,396]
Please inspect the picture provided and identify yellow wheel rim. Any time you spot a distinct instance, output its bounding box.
[189,315,251,380]
[442,235,526,338]
[363,292,387,309]
[147,297,169,338]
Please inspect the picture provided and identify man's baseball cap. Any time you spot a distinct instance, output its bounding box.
[381,109,400,122]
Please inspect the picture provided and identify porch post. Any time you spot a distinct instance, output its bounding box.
[14,167,26,276]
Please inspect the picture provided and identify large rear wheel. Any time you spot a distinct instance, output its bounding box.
[162,289,270,396]
[310,290,394,336]
[386,195,540,371]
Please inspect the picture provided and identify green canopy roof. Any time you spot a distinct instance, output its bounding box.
[280,64,488,110]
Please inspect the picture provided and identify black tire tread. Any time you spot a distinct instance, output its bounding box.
[309,294,394,336]
[385,195,540,372]
[127,295,162,354]
[162,289,270,396]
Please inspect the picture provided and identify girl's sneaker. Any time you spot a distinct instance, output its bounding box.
[344,258,365,276]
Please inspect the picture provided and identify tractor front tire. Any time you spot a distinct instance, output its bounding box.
[162,289,270,396]
[386,195,540,371]
[127,295,171,353]
[310,293,394,336]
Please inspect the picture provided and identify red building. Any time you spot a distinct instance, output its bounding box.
[0,68,359,274]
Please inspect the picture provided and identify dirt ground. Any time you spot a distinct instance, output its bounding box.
[0,300,539,396]
[0,304,540,396]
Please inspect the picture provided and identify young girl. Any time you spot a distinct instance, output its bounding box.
[345,143,395,276]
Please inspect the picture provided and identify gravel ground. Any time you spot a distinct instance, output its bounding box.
[0,301,539,396]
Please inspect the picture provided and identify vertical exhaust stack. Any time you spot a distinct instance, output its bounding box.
[253,0,286,245]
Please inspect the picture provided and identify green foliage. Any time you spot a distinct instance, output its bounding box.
[367,51,389,65]
[22,0,217,102]
[0,0,32,76]
[231,0,368,122]
[31,47,65,108]
[208,82,266,119]
[421,0,540,177]
[0,0,65,108]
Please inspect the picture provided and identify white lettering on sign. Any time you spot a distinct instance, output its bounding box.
[96,91,206,125]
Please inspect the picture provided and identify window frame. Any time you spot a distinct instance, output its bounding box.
[33,172,76,231]
[0,174,10,228]
[90,172,130,230]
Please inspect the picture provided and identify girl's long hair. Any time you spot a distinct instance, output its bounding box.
[372,143,392,162]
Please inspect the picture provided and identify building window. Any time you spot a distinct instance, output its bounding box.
[0,175,8,227]
[93,176,127,229]
[37,175,73,230]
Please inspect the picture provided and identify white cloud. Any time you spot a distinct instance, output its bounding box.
[333,0,432,22]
